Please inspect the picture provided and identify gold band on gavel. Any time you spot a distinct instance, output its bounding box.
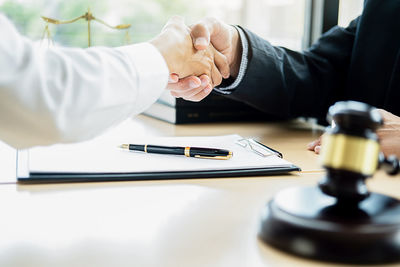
[184,147,191,157]
[320,134,380,176]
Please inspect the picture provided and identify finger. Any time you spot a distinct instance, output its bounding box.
[171,86,203,99]
[199,74,211,88]
[307,138,321,151]
[168,74,179,83]
[167,76,201,91]
[314,145,321,154]
[214,50,230,79]
[307,140,317,151]
[184,75,210,98]
[190,24,210,50]
[210,63,223,87]
[170,76,209,99]
[190,17,219,50]
[185,84,213,102]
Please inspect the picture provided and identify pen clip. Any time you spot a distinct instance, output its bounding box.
[235,138,282,158]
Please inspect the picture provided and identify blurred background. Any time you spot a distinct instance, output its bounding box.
[0,0,364,51]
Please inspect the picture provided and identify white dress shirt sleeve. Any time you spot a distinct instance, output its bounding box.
[0,15,168,149]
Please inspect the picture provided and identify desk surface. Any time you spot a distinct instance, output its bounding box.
[0,115,398,267]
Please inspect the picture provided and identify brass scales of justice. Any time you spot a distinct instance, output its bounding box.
[41,8,131,47]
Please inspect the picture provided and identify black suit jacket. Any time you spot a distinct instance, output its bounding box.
[226,0,400,121]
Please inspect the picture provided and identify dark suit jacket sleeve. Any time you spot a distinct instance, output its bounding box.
[225,19,359,120]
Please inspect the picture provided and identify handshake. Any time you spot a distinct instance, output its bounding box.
[150,16,242,102]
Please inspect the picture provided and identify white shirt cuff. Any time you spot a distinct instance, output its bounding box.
[214,26,249,94]
[116,43,169,114]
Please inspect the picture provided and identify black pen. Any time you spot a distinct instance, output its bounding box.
[118,144,233,160]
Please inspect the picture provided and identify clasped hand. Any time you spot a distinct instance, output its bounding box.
[150,16,230,100]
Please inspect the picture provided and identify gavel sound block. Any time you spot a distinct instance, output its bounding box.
[259,101,400,264]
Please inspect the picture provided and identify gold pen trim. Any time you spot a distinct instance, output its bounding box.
[144,144,147,153]
[184,147,191,157]
[119,144,129,150]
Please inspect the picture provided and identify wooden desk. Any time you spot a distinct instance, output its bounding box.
[0,116,398,267]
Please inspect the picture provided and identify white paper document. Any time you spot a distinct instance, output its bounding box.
[17,134,299,182]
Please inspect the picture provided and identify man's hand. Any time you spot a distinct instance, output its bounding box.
[307,109,400,158]
[191,17,242,78]
[377,109,400,157]
[167,17,243,102]
[167,74,213,102]
[150,16,226,87]
[307,136,322,154]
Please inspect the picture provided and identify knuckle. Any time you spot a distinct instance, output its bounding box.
[199,75,210,85]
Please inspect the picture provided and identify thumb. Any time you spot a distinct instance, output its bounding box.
[190,20,215,50]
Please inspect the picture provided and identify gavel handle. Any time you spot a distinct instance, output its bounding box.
[379,153,400,175]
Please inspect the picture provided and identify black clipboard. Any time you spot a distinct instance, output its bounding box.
[16,135,301,184]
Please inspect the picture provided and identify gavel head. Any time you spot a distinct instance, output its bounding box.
[319,101,383,204]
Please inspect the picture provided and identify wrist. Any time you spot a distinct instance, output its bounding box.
[229,26,242,78]
[150,34,170,71]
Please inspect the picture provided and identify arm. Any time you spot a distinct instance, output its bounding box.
[227,19,358,119]
[0,15,222,148]
[169,17,359,120]
[0,15,168,148]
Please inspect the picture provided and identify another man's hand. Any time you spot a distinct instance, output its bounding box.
[150,16,226,88]
[167,17,243,102]
[377,109,400,157]
[307,135,322,154]
[307,109,400,158]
